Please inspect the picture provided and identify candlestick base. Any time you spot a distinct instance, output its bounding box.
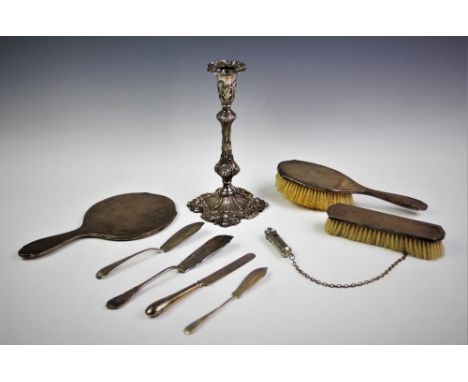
[187,186,268,227]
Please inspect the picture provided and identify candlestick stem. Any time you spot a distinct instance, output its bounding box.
[187,60,268,227]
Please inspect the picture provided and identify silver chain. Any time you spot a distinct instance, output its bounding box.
[288,252,407,288]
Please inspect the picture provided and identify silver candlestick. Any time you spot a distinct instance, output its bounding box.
[187,59,268,227]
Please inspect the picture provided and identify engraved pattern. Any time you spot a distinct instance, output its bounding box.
[217,79,237,106]
[215,157,240,179]
[188,187,268,227]
[207,60,247,74]
[188,60,267,227]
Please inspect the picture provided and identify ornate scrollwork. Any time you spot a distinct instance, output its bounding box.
[215,158,240,179]
[187,187,268,227]
[207,60,247,74]
[217,79,237,106]
[188,60,268,227]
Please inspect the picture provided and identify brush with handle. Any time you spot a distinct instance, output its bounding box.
[276,160,428,211]
[265,208,445,289]
[184,267,267,335]
[96,222,204,279]
[325,204,445,260]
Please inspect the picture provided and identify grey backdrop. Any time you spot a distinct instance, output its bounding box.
[0,37,466,344]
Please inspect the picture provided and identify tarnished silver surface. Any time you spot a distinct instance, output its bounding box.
[199,253,255,286]
[105,235,233,309]
[184,267,267,334]
[145,253,255,318]
[19,193,176,259]
[188,60,268,227]
[265,227,407,289]
[177,235,234,272]
[327,204,445,241]
[278,160,428,211]
[265,228,292,258]
[231,267,268,298]
[160,222,205,252]
[95,222,204,279]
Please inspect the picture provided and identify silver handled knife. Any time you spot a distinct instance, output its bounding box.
[106,234,233,309]
[145,253,256,318]
[96,222,205,279]
[184,267,267,334]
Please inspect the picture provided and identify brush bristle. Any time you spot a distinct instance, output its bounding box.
[276,173,353,211]
[325,218,444,260]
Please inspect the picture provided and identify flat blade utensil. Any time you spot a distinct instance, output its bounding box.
[184,266,267,334]
[145,253,256,318]
[96,222,204,279]
[106,235,233,309]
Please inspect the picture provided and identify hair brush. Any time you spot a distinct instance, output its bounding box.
[265,206,444,288]
[276,160,428,211]
[325,204,445,260]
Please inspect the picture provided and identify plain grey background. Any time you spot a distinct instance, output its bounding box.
[0,37,466,344]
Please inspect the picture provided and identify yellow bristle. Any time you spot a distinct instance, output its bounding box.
[324,218,444,260]
[276,173,353,211]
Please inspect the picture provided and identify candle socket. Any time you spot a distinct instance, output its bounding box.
[187,60,268,227]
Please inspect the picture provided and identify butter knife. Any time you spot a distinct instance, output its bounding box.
[106,234,233,309]
[184,267,267,334]
[96,222,204,279]
[145,253,256,318]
